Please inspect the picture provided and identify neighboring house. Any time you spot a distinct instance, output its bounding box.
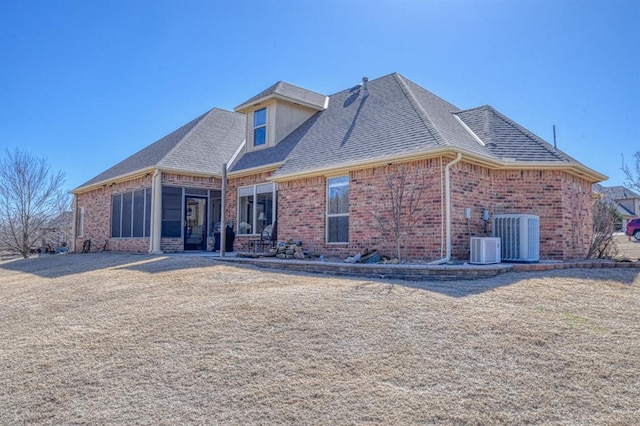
[592,184,640,230]
[73,73,606,260]
[41,211,73,250]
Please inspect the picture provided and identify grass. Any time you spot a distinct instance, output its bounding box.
[1,253,639,424]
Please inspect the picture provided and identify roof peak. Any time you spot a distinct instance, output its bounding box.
[235,80,327,112]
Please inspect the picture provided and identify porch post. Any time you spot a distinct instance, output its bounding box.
[220,163,227,257]
[149,169,163,254]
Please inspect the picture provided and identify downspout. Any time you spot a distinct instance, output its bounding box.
[430,152,462,265]
[149,169,163,254]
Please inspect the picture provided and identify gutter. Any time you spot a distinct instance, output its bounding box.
[430,152,463,265]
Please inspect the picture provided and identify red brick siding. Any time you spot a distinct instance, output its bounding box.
[161,173,222,190]
[73,175,152,253]
[74,173,223,254]
[448,165,593,260]
[277,176,333,254]
[76,161,594,261]
[349,159,446,260]
[253,159,593,261]
[269,159,446,260]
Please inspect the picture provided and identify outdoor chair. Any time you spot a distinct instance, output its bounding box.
[249,222,277,252]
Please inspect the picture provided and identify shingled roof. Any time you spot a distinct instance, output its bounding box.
[75,108,245,191]
[454,105,575,162]
[231,73,590,178]
[595,185,640,200]
[235,81,327,112]
[77,72,603,191]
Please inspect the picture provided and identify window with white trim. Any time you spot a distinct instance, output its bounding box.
[253,107,267,146]
[327,176,349,243]
[238,183,276,235]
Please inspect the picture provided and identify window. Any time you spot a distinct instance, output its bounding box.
[122,192,133,237]
[111,189,152,238]
[238,187,254,234]
[161,186,183,238]
[253,107,267,146]
[133,190,146,237]
[237,183,277,235]
[76,207,85,238]
[327,176,349,243]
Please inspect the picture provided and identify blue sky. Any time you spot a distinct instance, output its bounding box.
[1,0,638,191]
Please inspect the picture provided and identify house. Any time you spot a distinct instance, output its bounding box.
[72,73,606,260]
[41,211,73,252]
[592,184,640,230]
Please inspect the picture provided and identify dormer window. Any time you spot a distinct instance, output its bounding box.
[253,107,267,146]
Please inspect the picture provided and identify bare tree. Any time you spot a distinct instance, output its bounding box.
[367,162,430,261]
[587,195,621,259]
[0,150,67,258]
[622,151,640,193]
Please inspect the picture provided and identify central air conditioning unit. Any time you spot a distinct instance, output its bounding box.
[492,214,540,262]
[470,237,501,264]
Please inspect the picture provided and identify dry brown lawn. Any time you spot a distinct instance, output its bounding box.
[1,252,639,424]
[616,233,640,261]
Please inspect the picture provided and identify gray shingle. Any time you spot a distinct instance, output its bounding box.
[235,81,327,111]
[593,184,640,200]
[455,106,574,162]
[263,73,453,177]
[81,72,600,190]
[76,108,245,190]
[233,73,588,178]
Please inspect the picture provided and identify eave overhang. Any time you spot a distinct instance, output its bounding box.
[227,163,284,180]
[72,166,225,195]
[265,148,607,184]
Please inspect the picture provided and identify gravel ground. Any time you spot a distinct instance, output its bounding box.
[0,251,639,424]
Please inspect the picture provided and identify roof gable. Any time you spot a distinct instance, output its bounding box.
[75,108,245,191]
[235,81,327,112]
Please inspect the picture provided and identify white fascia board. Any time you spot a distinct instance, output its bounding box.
[269,148,608,183]
[72,167,156,194]
[226,140,246,169]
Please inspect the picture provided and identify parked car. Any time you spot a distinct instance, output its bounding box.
[626,218,640,240]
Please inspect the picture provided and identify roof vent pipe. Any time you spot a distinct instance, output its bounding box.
[362,77,369,97]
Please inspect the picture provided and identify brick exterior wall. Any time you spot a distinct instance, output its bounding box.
[230,157,594,261]
[448,163,593,260]
[74,175,152,253]
[75,159,595,261]
[247,159,447,260]
[74,172,222,254]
